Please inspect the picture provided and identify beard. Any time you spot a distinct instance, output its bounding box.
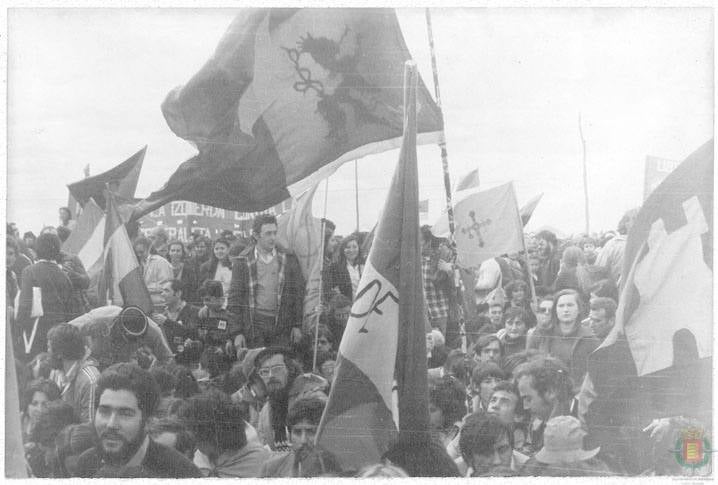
[97,427,146,466]
[265,378,287,399]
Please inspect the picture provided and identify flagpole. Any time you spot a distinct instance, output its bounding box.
[313,177,330,372]
[578,113,590,234]
[425,8,456,237]
[354,159,360,232]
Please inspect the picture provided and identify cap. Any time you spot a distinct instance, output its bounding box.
[535,415,600,465]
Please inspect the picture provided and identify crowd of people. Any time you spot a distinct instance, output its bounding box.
[4,205,708,477]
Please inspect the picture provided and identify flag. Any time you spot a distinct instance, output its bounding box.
[519,193,543,226]
[432,182,525,270]
[62,197,105,269]
[316,62,429,471]
[101,190,153,313]
[131,9,443,220]
[276,183,323,329]
[67,146,146,209]
[455,168,479,192]
[5,323,28,478]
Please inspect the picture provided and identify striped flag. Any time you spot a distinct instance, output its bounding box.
[519,193,543,226]
[131,9,443,220]
[100,190,153,313]
[316,62,429,471]
[455,168,479,192]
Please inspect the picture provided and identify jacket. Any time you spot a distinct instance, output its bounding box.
[324,260,363,301]
[60,251,90,320]
[536,325,600,390]
[195,441,272,478]
[59,358,101,422]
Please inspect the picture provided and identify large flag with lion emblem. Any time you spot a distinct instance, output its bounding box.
[132,9,443,219]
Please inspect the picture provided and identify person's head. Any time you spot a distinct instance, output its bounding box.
[47,323,86,365]
[382,439,461,477]
[560,246,586,270]
[617,208,639,235]
[459,412,513,476]
[287,397,326,455]
[339,233,361,265]
[23,231,36,248]
[528,253,541,275]
[7,236,18,268]
[505,280,529,305]
[312,326,334,354]
[443,349,469,381]
[535,415,600,466]
[472,362,506,408]
[22,378,61,422]
[8,222,19,238]
[254,347,299,398]
[169,364,200,399]
[114,306,149,341]
[133,236,150,263]
[329,293,352,327]
[503,307,532,340]
[93,363,160,464]
[199,346,232,379]
[160,279,184,307]
[487,380,523,425]
[211,237,231,264]
[200,280,224,311]
[588,297,617,340]
[54,423,95,477]
[149,366,177,397]
[536,230,557,257]
[488,304,504,327]
[515,357,573,421]
[589,278,619,303]
[59,206,72,224]
[167,240,186,264]
[57,226,71,243]
[31,400,78,448]
[580,237,597,255]
[35,232,62,261]
[429,376,467,431]
[551,289,584,336]
[535,296,554,331]
[474,334,502,364]
[148,226,168,247]
[252,213,278,253]
[176,389,247,459]
[147,417,196,460]
[193,236,210,259]
[317,353,337,384]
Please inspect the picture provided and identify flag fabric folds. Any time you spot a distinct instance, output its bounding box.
[276,184,323,330]
[432,182,525,270]
[316,62,429,471]
[519,193,543,227]
[67,146,146,209]
[455,168,479,192]
[132,8,443,220]
[101,191,153,314]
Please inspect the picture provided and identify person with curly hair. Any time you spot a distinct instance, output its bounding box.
[429,375,468,448]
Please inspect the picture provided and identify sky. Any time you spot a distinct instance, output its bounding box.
[6,6,713,238]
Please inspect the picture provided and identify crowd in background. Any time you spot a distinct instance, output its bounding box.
[4,205,709,477]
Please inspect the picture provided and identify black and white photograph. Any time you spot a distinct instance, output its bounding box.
[4,3,713,478]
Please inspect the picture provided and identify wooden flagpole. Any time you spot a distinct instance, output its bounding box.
[313,177,331,372]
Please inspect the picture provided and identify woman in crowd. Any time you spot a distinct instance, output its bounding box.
[22,232,38,261]
[16,232,73,360]
[199,237,233,298]
[498,307,533,357]
[325,233,364,301]
[25,400,78,477]
[167,240,200,305]
[503,280,536,328]
[21,378,61,441]
[191,236,213,268]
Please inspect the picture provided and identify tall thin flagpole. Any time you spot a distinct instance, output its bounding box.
[425,8,456,236]
[354,159,360,232]
[313,177,330,372]
[578,113,590,234]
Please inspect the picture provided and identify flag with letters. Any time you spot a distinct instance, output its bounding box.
[131,8,443,220]
[316,63,429,471]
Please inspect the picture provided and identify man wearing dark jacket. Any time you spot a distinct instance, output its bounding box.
[75,363,201,478]
[228,214,305,348]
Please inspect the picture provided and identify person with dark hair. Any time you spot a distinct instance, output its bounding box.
[589,278,619,303]
[54,422,95,477]
[58,206,77,231]
[47,323,100,422]
[580,236,598,265]
[429,376,467,448]
[470,362,506,413]
[260,397,337,477]
[382,439,461,477]
[68,305,174,370]
[22,231,38,260]
[253,347,303,449]
[325,232,364,302]
[168,363,200,399]
[190,235,212,268]
[535,230,561,289]
[21,377,61,441]
[195,346,232,392]
[486,302,504,332]
[196,280,241,355]
[528,295,554,342]
[149,366,178,418]
[327,292,352,346]
[418,226,454,337]
[166,240,199,305]
[133,236,173,313]
[154,279,200,360]
[515,357,575,457]
[498,307,532,357]
[26,400,78,477]
[16,232,73,360]
[487,380,528,451]
[147,417,196,460]
[588,297,617,341]
[76,362,201,477]
[459,411,515,476]
[471,334,502,365]
[228,214,305,348]
[177,389,270,477]
[198,237,233,297]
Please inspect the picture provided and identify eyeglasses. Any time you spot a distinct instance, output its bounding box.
[258,364,287,378]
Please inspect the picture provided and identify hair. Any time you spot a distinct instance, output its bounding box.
[165,279,185,297]
[337,233,363,266]
[287,396,326,428]
[356,463,409,477]
[501,349,542,378]
[535,230,558,248]
[133,236,151,250]
[147,417,196,457]
[443,349,468,381]
[549,289,585,328]
[491,380,525,419]
[56,226,71,243]
[47,324,85,361]
[35,232,62,261]
[176,389,247,452]
[474,334,503,357]
[167,240,186,260]
[504,280,529,302]
[169,364,200,399]
[30,400,78,446]
[514,356,574,405]
[22,378,61,414]
[95,362,160,419]
[382,439,461,477]
[199,346,232,379]
[329,293,352,311]
[459,411,513,462]
[206,237,232,274]
[54,423,95,477]
[560,246,586,269]
[589,297,617,320]
[252,213,278,236]
[589,278,619,302]
[503,306,534,329]
[429,376,467,429]
[23,231,36,241]
[580,236,597,250]
[472,361,507,387]
[149,366,178,396]
[617,208,639,235]
[199,279,224,299]
[223,361,248,396]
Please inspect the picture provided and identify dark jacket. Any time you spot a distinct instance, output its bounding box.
[59,251,90,320]
[17,260,73,359]
[538,325,600,390]
[174,261,200,306]
[76,438,202,478]
[324,261,363,301]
